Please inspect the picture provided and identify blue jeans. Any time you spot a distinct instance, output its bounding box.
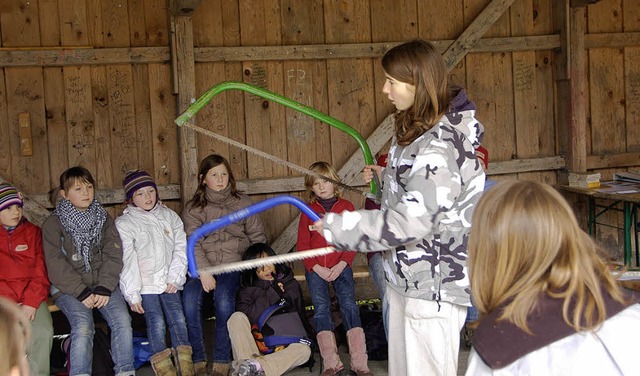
[305,267,361,332]
[183,272,240,363]
[55,288,134,376]
[368,252,389,339]
[141,292,190,354]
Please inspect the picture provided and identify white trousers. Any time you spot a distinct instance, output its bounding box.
[387,285,467,376]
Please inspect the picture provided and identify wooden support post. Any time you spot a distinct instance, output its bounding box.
[567,6,588,172]
[442,0,516,70]
[169,1,198,203]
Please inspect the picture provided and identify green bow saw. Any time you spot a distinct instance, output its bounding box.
[174,81,381,197]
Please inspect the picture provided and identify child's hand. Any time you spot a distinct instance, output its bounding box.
[328,261,347,281]
[277,282,284,292]
[20,305,37,321]
[312,265,332,282]
[94,295,110,309]
[363,164,382,184]
[313,219,324,237]
[82,294,96,309]
[165,284,178,294]
[200,273,216,293]
[130,302,145,314]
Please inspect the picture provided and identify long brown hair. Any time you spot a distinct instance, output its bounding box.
[469,180,626,333]
[187,154,240,209]
[382,39,451,146]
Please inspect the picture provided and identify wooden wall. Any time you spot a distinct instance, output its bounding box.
[0,0,639,254]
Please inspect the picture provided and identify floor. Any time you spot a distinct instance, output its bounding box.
[135,319,472,376]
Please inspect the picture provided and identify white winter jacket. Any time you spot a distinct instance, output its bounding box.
[465,303,640,375]
[116,202,188,305]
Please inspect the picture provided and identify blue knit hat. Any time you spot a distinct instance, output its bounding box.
[122,170,157,201]
[0,183,23,212]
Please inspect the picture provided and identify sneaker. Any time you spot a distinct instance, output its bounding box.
[231,359,265,376]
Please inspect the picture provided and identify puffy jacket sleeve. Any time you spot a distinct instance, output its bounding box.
[116,216,142,305]
[167,208,188,289]
[182,203,210,271]
[97,216,124,293]
[322,141,460,252]
[42,215,89,299]
[22,224,50,308]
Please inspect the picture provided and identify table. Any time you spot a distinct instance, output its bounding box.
[556,181,640,266]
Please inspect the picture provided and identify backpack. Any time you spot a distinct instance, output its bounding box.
[359,304,388,361]
[253,298,312,353]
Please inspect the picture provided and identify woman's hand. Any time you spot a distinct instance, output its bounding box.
[363,164,383,184]
[200,273,217,293]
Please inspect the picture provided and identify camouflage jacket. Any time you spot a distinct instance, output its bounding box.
[322,95,485,305]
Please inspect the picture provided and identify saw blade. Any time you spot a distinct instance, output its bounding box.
[182,122,365,196]
[197,246,336,276]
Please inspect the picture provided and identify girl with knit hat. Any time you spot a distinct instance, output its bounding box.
[0,183,53,376]
[42,166,135,376]
[116,170,192,376]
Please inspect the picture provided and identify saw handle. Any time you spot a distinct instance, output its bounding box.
[187,195,321,278]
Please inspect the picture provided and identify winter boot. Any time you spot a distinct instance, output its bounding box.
[317,330,346,376]
[346,327,373,376]
[211,362,230,376]
[151,348,178,376]
[175,345,195,376]
[193,361,207,376]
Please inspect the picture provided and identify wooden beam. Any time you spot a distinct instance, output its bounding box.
[571,0,603,7]
[30,185,182,209]
[587,152,640,170]
[487,156,566,175]
[554,0,571,164]
[443,0,516,70]
[3,33,640,67]
[0,176,51,227]
[171,0,203,16]
[170,9,199,204]
[566,6,588,172]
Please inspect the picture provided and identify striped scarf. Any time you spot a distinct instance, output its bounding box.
[55,198,107,272]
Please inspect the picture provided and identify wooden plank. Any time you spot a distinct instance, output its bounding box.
[128,0,147,47]
[132,64,154,171]
[91,66,113,190]
[172,13,198,204]
[487,156,565,175]
[64,66,96,171]
[281,0,324,175]
[534,0,556,161]
[5,67,50,193]
[553,0,570,161]
[148,63,179,187]
[571,0,603,6]
[623,0,640,154]
[587,152,640,169]
[60,0,89,46]
[3,32,640,68]
[443,0,517,69]
[588,0,625,156]
[324,0,374,172]
[0,69,11,179]
[464,0,515,164]
[144,0,170,47]
[0,0,40,47]
[566,6,588,172]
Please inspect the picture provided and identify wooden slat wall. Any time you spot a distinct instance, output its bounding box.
[0,0,638,250]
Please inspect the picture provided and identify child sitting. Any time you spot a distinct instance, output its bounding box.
[0,184,53,376]
[228,243,312,376]
[116,170,192,375]
[42,166,135,376]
